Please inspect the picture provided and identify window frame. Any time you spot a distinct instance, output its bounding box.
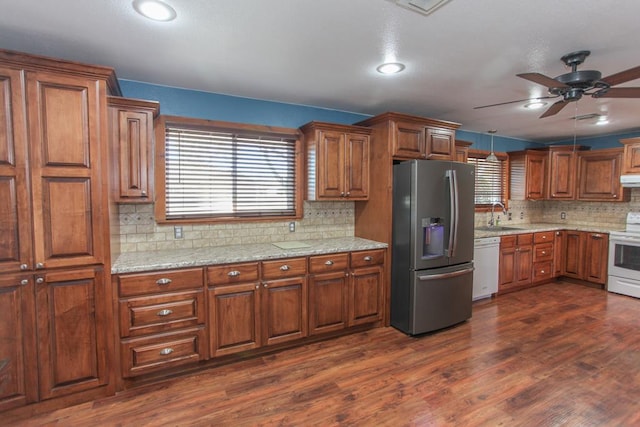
[467,148,510,212]
[154,115,304,224]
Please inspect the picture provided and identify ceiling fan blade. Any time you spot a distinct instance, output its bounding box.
[539,100,569,118]
[594,87,640,98]
[517,73,569,88]
[473,95,558,110]
[601,65,640,86]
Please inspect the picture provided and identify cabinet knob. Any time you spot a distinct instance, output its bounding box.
[20,279,29,286]
[228,270,241,277]
[280,265,290,271]
[35,277,44,284]
[364,256,373,262]
[346,192,350,197]
[36,262,45,269]
[20,263,28,270]
[263,283,269,288]
[141,191,147,196]
[157,309,173,317]
[340,192,345,197]
[593,234,602,239]
[614,194,618,198]
[159,348,174,356]
[541,251,546,255]
[156,278,172,285]
[324,260,334,266]
[541,270,545,274]
[556,232,561,236]
[542,236,547,239]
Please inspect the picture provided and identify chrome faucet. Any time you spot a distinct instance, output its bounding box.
[488,202,507,227]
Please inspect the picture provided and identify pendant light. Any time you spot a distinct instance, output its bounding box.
[486,130,498,162]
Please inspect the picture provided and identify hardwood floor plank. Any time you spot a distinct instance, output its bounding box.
[7,282,640,426]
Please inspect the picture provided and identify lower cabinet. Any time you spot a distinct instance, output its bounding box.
[532,231,554,284]
[499,234,533,292]
[563,231,608,285]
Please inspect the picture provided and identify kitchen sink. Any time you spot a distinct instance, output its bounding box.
[475,225,523,232]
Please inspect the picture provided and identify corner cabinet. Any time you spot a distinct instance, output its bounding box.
[620,137,640,174]
[577,148,629,202]
[562,231,608,285]
[301,122,371,200]
[0,50,118,413]
[108,97,159,203]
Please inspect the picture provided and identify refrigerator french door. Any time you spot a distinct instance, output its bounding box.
[391,159,475,335]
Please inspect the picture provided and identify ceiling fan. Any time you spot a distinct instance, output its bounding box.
[474,50,640,118]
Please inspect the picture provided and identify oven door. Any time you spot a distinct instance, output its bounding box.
[608,233,640,297]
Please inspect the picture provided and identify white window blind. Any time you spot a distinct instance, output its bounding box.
[467,156,506,205]
[164,126,297,219]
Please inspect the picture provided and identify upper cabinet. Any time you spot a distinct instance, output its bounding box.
[108,97,159,203]
[547,146,580,200]
[301,121,371,201]
[509,150,547,200]
[620,137,640,174]
[454,140,472,163]
[577,148,629,202]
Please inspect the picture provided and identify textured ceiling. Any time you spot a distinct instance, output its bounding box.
[1,0,640,142]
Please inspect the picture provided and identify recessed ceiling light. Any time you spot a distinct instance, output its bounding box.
[524,100,547,110]
[132,0,177,21]
[376,62,405,74]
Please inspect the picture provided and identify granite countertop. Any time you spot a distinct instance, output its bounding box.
[112,237,388,274]
[474,222,624,239]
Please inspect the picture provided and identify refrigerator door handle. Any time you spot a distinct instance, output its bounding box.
[417,266,474,281]
[445,169,459,258]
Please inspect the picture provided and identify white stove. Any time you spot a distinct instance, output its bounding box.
[608,212,640,298]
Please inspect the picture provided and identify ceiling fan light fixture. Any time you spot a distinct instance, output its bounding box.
[132,0,177,21]
[376,62,405,74]
[524,100,547,110]
[596,116,610,125]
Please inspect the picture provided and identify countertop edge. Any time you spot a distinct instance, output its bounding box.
[474,222,623,239]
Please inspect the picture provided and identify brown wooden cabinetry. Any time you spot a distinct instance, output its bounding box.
[509,150,547,200]
[577,148,629,202]
[349,250,385,325]
[620,137,640,174]
[454,140,472,163]
[0,50,117,411]
[301,122,371,200]
[108,97,159,203]
[554,230,565,277]
[388,118,455,160]
[547,146,583,200]
[308,253,349,335]
[563,231,608,285]
[563,230,585,279]
[532,231,554,284]
[499,234,533,293]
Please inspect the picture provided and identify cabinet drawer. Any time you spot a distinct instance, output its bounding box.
[119,290,205,338]
[118,268,204,297]
[309,253,349,273]
[500,235,516,249]
[207,262,259,286]
[534,231,555,244]
[262,258,307,280]
[350,249,385,268]
[533,243,553,262]
[516,233,533,245]
[533,261,553,282]
[121,327,206,378]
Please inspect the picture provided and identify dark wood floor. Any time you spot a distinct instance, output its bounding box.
[9,282,640,426]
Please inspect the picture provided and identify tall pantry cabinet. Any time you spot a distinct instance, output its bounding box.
[0,50,118,412]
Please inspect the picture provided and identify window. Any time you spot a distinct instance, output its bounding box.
[467,149,508,210]
[155,116,303,222]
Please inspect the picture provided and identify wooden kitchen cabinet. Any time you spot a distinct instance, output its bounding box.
[577,148,629,202]
[562,230,609,285]
[308,253,349,335]
[554,230,565,277]
[563,230,585,279]
[532,231,554,284]
[547,146,584,200]
[108,96,159,203]
[301,122,371,200]
[509,150,547,200]
[389,118,455,160]
[454,140,472,163]
[349,249,385,326]
[499,234,533,293]
[620,137,640,174]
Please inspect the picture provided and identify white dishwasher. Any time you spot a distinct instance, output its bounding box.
[473,237,500,300]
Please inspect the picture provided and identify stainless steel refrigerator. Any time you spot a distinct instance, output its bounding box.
[391,159,475,335]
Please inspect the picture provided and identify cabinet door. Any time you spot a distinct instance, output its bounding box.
[36,268,109,400]
[344,132,369,199]
[515,245,533,286]
[349,265,383,326]
[585,233,608,284]
[392,121,425,159]
[563,231,585,279]
[261,276,307,346]
[0,66,32,274]
[526,153,546,200]
[425,128,454,160]
[316,130,345,198]
[498,237,516,290]
[553,231,565,277]
[0,274,37,412]
[26,71,106,269]
[111,106,154,201]
[308,271,348,335]
[577,150,624,201]
[548,150,576,199]
[208,282,260,357]
[621,138,640,174]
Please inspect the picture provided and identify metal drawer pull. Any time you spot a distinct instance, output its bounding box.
[156,278,172,285]
[157,309,173,317]
[20,263,28,270]
[363,256,373,262]
[35,277,44,284]
[20,279,28,286]
[324,260,334,266]
[36,262,45,269]
[228,270,241,277]
[280,265,290,271]
[159,348,174,356]
[541,251,547,255]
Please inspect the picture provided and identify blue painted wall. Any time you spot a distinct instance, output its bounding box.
[120,79,638,151]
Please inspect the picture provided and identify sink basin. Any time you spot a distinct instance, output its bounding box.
[475,226,523,232]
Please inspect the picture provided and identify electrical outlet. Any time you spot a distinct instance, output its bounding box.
[560,212,567,220]
[289,222,295,232]
[174,226,183,239]
[520,212,524,220]
[508,212,512,221]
